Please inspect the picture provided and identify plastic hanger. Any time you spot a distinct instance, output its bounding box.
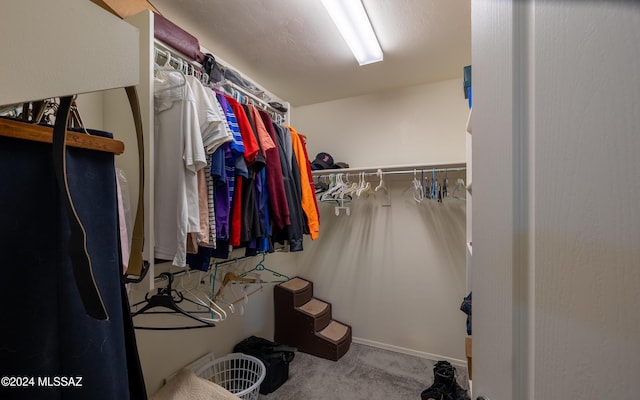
[321,174,347,202]
[375,168,392,206]
[451,178,467,200]
[130,272,216,330]
[375,169,387,194]
[239,253,290,283]
[403,169,424,203]
[357,171,374,198]
[178,270,227,322]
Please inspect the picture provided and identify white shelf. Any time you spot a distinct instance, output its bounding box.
[1,0,139,106]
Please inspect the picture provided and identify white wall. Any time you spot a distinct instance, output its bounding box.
[74,92,104,130]
[279,79,470,362]
[292,78,468,167]
[290,173,468,362]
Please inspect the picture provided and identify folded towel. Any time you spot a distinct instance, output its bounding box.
[151,368,240,400]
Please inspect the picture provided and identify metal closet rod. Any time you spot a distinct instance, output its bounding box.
[154,40,204,69]
[313,166,466,178]
[154,41,209,84]
[220,80,285,116]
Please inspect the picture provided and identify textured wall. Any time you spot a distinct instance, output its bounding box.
[292,78,468,168]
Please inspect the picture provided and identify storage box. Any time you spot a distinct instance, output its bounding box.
[465,336,472,380]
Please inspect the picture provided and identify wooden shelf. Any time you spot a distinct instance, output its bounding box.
[0,118,124,155]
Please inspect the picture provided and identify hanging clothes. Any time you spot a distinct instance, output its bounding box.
[154,69,207,267]
[225,96,260,166]
[259,110,290,230]
[184,75,229,153]
[288,125,320,240]
[239,104,266,245]
[272,124,305,252]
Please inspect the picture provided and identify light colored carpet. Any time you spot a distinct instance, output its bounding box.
[259,342,470,400]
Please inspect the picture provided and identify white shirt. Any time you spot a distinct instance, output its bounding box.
[184,75,230,154]
[154,70,207,267]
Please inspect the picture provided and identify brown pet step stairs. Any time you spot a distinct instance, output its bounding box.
[274,277,351,361]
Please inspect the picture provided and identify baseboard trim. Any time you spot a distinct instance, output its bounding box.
[352,337,467,368]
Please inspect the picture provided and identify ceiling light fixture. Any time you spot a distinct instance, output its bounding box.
[321,0,383,66]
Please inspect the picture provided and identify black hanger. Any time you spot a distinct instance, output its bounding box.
[130,272,216,330]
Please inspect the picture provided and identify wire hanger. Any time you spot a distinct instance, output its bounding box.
[130,272,216,330]
[239,253,290,283]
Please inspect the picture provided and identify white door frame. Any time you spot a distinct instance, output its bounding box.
[471,1,534,399]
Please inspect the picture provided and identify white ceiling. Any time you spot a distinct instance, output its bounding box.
[149,0,471,107]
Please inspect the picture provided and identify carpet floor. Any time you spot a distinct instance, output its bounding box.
[259,342,470,400]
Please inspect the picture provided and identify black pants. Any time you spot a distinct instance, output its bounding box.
[0,135,146,399]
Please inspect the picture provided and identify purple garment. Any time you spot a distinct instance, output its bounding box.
[211,145,230,238]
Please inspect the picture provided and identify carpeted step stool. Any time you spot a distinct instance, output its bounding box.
[274,277,352,361]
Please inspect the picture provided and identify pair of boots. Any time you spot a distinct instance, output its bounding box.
[420,361,470,400]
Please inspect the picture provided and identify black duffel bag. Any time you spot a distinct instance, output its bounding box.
[234,336,296,395]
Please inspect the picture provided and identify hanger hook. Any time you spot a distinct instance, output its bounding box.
[159,272,174,287]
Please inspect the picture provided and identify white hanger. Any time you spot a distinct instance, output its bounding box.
[321,173,347,201]
[451,178,467,200]
[375,168,392,206]
[342,175,359,199]
[176,271,226,323]
[375,169,387,194]
[357,171,374,198]
[412,169,424,203]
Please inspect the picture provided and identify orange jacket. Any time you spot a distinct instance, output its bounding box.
[288,126,319,240]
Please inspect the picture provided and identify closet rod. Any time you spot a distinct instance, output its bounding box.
[219,79,285,117]
[313,166,466,179]
[154,40,203,68]
[153,40,209,83]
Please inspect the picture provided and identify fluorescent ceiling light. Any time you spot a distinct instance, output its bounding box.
[321,0,383,66]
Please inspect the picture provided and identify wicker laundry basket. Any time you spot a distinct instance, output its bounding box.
[195,353,266,400]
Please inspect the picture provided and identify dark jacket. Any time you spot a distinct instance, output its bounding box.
[272,124,304,251]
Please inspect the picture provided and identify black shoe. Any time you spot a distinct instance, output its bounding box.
[431,361,470,400]
[432,361,456,388]
[452,384,471,400]
[421,383,454,400]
